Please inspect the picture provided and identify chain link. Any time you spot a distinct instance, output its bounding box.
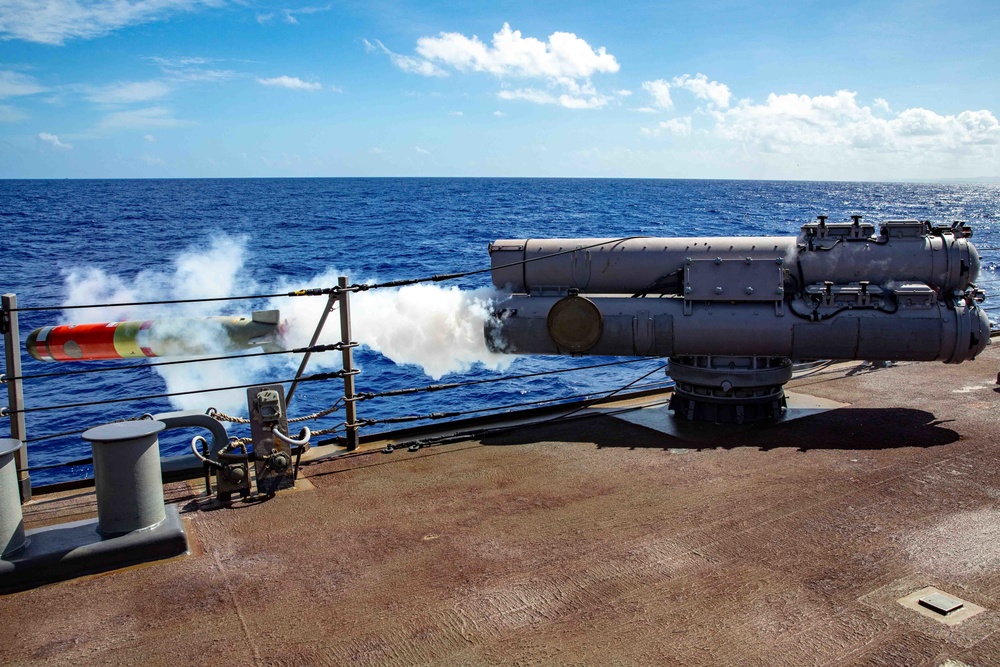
[207,399,343,425]
[206,407,251,424]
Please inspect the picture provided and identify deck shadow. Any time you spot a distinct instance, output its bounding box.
[480,407,959,453]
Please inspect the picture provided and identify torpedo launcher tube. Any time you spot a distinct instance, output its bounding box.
[27,310,285,362]
[486,218,990,423]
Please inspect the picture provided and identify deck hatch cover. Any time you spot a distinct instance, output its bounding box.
[919,592,964,615]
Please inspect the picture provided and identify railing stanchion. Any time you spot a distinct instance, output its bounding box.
[338,277,359,451]
[286,290,338,406]
[2,294,30,502]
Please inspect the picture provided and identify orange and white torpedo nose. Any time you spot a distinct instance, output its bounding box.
[26,310,285,362]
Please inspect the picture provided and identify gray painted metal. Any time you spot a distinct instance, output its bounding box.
[0,504,187,594]
[488,295,990,364]
[487,221,989,366]
[83,420,167,537]
[154,410,229,463]
[340,277,359,450]
[287,292,337,405]
[919,592,965,615]
[2,294,30,501]
[0,438,26,557]
[490,223,978,297]
[249,384,295,495]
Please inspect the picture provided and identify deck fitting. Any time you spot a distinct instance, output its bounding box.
[0,504,188,594]
[897,586,986,626]
[920,592,965,615]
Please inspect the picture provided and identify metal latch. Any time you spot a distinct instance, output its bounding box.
[255,389,282,423]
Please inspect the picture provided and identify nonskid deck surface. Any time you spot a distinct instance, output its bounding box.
[2,350,1000,666]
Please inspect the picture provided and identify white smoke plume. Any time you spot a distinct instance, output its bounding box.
[270,271,511,378]
[57,235,511,413]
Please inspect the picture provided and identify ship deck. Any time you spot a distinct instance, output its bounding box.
[3,346,1000,666]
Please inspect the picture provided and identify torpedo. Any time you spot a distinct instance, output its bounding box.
[26,310,285,362]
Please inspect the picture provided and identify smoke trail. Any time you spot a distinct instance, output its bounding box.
[270,271,512,379]
[58,235,511,413]
[58,236,266,413]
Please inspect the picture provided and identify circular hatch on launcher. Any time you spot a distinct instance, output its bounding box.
[546,295,603,353]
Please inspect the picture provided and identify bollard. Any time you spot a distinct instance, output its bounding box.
[0,439,26,557]
[83,421,167,537]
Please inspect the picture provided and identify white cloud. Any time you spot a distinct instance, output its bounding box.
[449,110,463,116]
[498,87,612,109]
[711,89,1000,154]
[257,76,322,91]
[376,24,620,110]
[0,70,47,97]
[633,74,1000,174]
[414,146,430,155]
[365,39,448,77]
[147,56,236,81]
[642,116,693,137]
[38,132,71,149]
[144,133,157,142]
[85,80,171,104]
[672,73,731,108]
[0,104,27,122]
[0,0,224,45]
[641,79,672,110]
[256,12,273,24]
[493,110,504,117]
[99,106,190,129]
[140,154,165,165]
[280,6,329,25]
[414,23,619,79]
[149,55,212,67]
[369,147,383,154]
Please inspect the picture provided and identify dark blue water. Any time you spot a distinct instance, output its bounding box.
[2,178,999,486]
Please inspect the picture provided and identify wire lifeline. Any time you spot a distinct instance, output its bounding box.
[353,358,653,402]
[347,236,646,293]
[207,397,345,425]
[306,367,675,460]
[5,288,340,313]
[5,370,352,415]
[356,377,675,427]
[6,237,643,314]
[1,343,347,384]
[532,363,672,426]
[27,457,94,472]
[23,428,90,443]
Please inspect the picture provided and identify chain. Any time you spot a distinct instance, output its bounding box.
[207,400,343,425]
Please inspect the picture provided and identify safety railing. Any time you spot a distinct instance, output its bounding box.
[6,239,999,497]
[0,262,678,494]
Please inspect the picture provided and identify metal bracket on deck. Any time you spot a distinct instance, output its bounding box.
[248,384,298,496]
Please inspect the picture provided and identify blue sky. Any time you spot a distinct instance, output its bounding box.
[1,0,998,180]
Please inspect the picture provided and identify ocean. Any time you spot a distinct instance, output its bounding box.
[2,178,999,486]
